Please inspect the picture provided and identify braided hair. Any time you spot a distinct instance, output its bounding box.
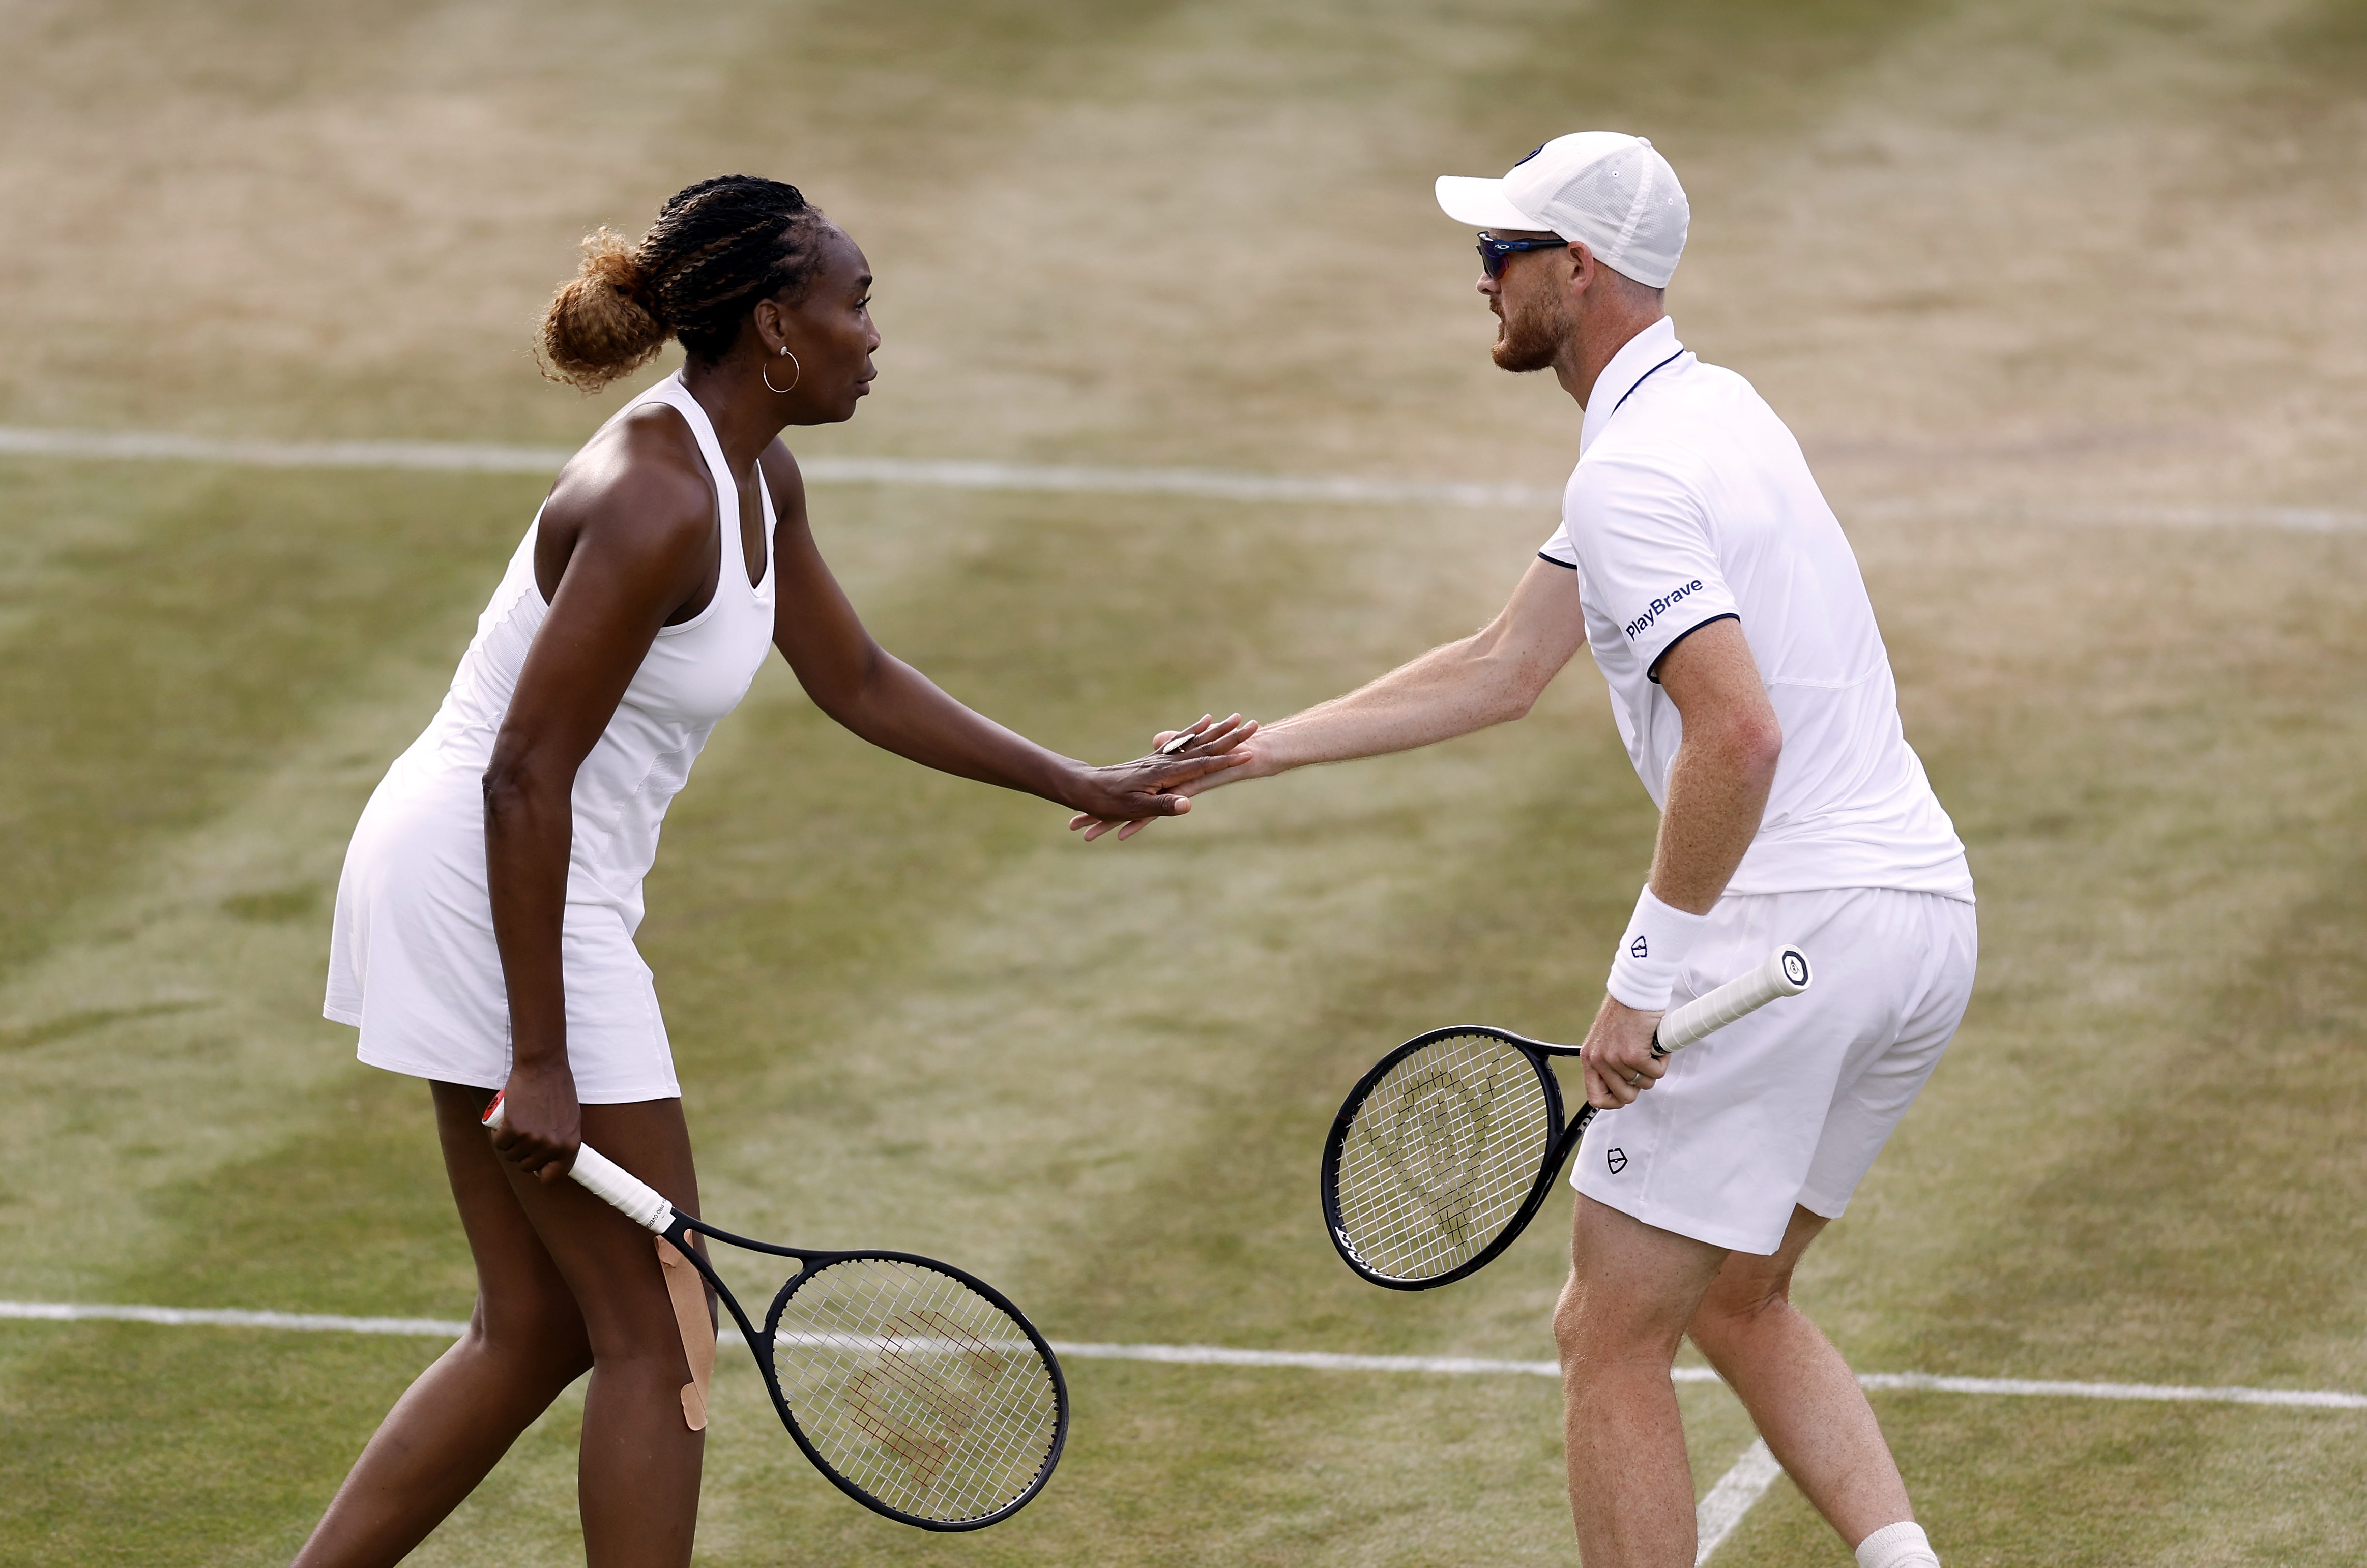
[539,175,833,392]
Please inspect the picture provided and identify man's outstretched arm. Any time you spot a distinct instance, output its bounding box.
[1071,557,1590,839]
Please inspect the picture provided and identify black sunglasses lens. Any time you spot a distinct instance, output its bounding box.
[1478,242,1507,279]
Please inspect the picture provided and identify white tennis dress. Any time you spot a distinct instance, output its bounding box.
[324,374,777,1102]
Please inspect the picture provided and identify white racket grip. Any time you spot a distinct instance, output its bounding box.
[565,1146,677,1232]
[481,1093,677,1233]
[1655,945,1811,1053]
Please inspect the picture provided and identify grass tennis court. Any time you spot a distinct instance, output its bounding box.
[3,1,2363,1562]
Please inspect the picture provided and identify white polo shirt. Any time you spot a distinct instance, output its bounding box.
[1539,317,1973,900]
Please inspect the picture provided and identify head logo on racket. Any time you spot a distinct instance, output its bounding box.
[1319,945,1811,1290]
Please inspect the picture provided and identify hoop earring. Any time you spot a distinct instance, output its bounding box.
[762,347,801,395]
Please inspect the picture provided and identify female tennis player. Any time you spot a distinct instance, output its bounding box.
[295,175,1251,1567]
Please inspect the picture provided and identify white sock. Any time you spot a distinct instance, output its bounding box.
[1855,1520,1940,1568]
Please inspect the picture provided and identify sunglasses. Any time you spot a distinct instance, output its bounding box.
[1476,232,1572,278]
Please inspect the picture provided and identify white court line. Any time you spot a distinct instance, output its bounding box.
[1695,1440,1782,1565]
[5,1301,2364,1409]
[0,425,1553,510]
[11,1303,2359,1560]
[1855,496,2367,535]
[1046,1339,1563,1376]
[2,424,2361,532]
[0,427,577,477]
[0,1301,472,1336]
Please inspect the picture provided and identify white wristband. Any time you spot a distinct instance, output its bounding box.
[1605,883,1710,1011]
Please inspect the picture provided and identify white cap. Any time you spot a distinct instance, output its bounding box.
[1436,133,1689,289]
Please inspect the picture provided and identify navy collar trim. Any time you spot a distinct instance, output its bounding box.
[1610,349,1684,417]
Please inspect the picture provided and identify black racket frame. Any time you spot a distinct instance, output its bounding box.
[652,1207,1071,1531]
[1319,1024,1597,1292]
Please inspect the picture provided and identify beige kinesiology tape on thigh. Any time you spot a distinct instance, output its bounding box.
[654,1237,717,1431]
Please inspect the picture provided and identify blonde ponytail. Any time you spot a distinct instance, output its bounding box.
[537,227,670,392]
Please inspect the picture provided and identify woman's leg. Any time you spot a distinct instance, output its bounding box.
[292,1081,597,1568]
[519,1094,708,1567]
[292,1083,707,1568]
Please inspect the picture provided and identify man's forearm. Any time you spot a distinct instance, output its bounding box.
[1646,708,1780,913]
[1585,619,1780,1050]
[1647,719,1780,908]
[1642,619,1784,914]
[1250,559,1589,779]
[1249,635,1537,775]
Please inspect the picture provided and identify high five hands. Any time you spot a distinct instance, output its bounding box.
[1068,713,1261,842]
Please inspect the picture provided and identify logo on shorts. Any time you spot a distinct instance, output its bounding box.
[1629,936,1649,958]
[1605,1147,1628,1174]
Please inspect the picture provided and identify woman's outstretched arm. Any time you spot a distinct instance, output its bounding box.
[761,443,1252,820]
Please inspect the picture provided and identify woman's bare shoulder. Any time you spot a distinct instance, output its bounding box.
[542,402,715,557]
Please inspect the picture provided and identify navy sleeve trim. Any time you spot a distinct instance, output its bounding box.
[1646,612,1739,684]
[1536,551,1577,569]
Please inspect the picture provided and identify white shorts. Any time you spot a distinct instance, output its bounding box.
[323,762,681,1104]
[1572,886,1976,1255]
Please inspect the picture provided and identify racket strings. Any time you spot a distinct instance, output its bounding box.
[768,1257,1061,1524]
[1331,1033,1555,1281]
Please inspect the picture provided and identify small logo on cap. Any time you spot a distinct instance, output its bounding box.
[1605,1147,1628,1174]
[1629,935,1649,959]
[1512,142,1546,167]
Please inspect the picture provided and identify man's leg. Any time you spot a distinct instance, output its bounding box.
[1686,1205,1931,1561]
[1554,1194,1730,1567]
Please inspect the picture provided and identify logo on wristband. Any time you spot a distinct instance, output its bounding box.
[1629,936,1648,958]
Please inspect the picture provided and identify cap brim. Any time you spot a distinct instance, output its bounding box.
[1435,175,1550,232]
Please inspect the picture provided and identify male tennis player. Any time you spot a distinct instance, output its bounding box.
[1078,133,1972,1568]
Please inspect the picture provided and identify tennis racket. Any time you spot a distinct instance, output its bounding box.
[1320,945,1811,1291]
[482,1096,1067,1530]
